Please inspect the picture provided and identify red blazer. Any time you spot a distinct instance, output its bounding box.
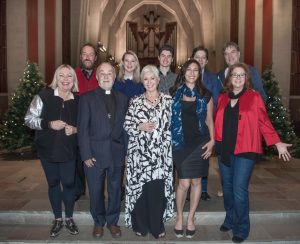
[75,67,99,95]
[214,90,280,154]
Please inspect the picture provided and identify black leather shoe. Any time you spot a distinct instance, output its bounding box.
[201,192,211,201]
[232,236,245,243]
[65,218,79,235]
[50,219,63,237]
[220,224,230,232]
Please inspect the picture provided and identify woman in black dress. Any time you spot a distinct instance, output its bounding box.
[170,59,214,238]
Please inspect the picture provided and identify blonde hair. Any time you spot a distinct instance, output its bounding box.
[118,50,140,83]
[49,64,79,92]
[141,65,160,81]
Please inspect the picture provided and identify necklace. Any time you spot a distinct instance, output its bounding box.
[145,93,160,106]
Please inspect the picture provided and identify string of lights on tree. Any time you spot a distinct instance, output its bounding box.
[262,65,300,158]
[0,61,45,152]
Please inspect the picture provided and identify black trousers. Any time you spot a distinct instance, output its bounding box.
[40,158,76,219]
[84,165,122,227]
[131,179,166,239]
[74,151,86,197]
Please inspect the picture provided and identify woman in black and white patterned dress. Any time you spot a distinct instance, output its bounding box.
[124,65,174,239]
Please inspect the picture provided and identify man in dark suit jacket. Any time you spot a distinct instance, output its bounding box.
[77,62,128,238]
[217,41,267,101]
[74,43,99,202]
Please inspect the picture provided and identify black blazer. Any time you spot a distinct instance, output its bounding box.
[77,88,128,168]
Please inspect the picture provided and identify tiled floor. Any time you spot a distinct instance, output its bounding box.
[0,152,300,243]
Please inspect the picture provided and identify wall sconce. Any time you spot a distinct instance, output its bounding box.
[97,42,107,53]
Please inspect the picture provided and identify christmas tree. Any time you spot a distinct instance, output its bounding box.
[262,65,300,158]
[0,61,46,152]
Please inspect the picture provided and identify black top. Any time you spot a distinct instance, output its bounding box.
[216,98,260,165]
[99,88,116,126]
[36,89,79,162]
[182,100,202,146]
[220,101,239,165]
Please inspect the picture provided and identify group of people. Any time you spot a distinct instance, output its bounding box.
[24,41,292,243]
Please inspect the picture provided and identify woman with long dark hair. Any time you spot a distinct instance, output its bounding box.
[170,59,214,238]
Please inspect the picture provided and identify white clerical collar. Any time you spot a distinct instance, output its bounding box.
[105,90,111,95]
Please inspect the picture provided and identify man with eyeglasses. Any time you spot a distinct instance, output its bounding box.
[74,43,99,202]
[77,62,128,238]
[217,41,267,101]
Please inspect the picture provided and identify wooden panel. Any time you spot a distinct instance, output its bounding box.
[230,0,239,44]
[244,0,255,65]
[290,0,300,96]
[62,0,70,64]
[0,95,8,120]
[290,0,300,136]
[262,0,273,71]
[27,0,38,62]
[0,0,7,93]
[289,99,300,136]
[44,0,55,84]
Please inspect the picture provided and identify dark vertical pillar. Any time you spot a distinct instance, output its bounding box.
[44,0,55,83]
[262,0,273,71]
[244,0,255,65]
[62,0,70,64]
[27,0,38,63]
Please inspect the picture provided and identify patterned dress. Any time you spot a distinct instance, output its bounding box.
[124,93,175,227]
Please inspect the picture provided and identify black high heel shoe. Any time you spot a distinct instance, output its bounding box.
[185,228,196,238]
[174,228,184,238]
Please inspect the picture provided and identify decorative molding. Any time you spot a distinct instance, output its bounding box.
[178,0,193,28]
[109,0,125,27]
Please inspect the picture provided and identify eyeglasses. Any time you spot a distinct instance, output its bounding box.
[231,73,246,79]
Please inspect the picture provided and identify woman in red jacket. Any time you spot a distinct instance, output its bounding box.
[214,62,291,243]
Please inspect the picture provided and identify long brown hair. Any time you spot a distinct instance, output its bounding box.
[169,59,207,97]
[224,62,253,93]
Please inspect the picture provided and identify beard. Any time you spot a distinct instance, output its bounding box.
[81,59,94,70]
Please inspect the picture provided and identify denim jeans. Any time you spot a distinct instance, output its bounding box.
[201,176,208,192]
[218,155,255,239]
